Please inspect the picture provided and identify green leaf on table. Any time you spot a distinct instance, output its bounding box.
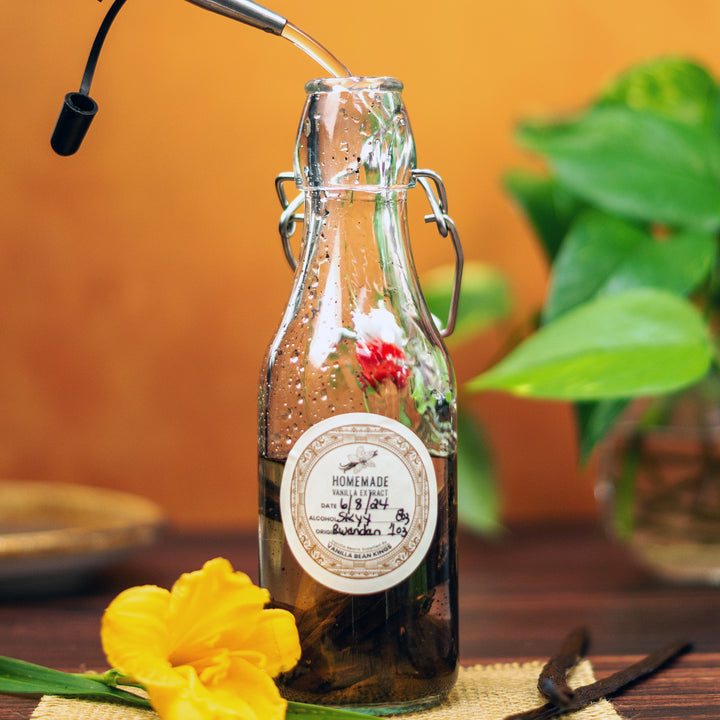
[457,408,502,535]
[503,170,587,262]
[466,288,713,400]
[597,56,720,129]
[574,398,631,463]
[543,210,716,322]
[422,261,512,346]
[516,106,720,232]
[0,656,151,709]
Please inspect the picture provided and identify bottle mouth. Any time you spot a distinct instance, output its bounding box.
[305,77,403,94]
[297,75,414,191]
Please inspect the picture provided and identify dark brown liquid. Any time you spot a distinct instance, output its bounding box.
[258,455,458,714]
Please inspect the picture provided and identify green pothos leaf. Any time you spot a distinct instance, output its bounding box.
[503,170,586,263]
[544,210,716,324]
[457,408,503,535]
[597,56,720,129]
[574,398,631,463]
[466,289,714,400]
[516,106,720,232]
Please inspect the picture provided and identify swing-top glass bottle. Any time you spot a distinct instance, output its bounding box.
[258,76,462,715]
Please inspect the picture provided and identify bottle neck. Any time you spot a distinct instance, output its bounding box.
[285,187,439,372]
[298,189,418,299]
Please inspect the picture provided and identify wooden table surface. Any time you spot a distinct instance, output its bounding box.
[0,525,718,718]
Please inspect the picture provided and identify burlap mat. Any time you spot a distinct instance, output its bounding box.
[31,660,622,720]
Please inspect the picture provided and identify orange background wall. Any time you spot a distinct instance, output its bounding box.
[2,0,719,529]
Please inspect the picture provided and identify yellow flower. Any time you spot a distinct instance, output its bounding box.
[101,558,300,720]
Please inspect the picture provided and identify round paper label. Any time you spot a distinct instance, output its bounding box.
[280,412,438,594]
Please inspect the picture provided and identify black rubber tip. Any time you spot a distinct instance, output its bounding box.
[50,92,98,156]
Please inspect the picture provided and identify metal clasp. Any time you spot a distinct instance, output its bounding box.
[274,168,464,338]
[275,172,304,271]
[412,169,464,338]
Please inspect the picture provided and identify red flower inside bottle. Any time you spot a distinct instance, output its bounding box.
[351,305,409,390]
[356,338,409,389]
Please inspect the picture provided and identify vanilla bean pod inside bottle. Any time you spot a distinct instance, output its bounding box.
[258,77,461,714]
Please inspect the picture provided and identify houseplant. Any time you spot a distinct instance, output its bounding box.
[467,56,720,582]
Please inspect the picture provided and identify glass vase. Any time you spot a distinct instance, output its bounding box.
[597,374,720,584]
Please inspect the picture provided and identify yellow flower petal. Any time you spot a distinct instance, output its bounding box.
[101,585,177,685]
[242,609,301,676]
[149,659,286,720]
[145,667,207,720]
[167,558,270,666]
[210,657,287,720]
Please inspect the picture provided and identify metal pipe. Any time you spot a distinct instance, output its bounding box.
[183,0,286,34]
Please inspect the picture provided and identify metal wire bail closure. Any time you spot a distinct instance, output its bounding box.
[275,172,304,271]
[412,169,464,338]
[274,168,464,338]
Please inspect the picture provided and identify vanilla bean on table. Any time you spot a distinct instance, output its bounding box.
[537,626,589,706]
[504,637,693,720]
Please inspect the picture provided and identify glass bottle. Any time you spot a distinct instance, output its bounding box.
[258,77,459,715]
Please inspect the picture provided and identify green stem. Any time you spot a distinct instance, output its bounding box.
[72,669,145,690]
[287,699,381,718]
[614,433,641,540]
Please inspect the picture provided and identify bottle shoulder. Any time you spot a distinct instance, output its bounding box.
[260,310,456,459]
